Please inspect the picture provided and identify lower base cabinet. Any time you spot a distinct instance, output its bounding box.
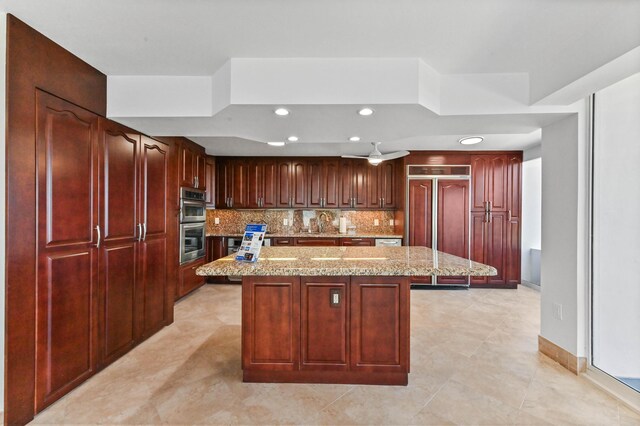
[242,275,410,385]
[177,258,206,300]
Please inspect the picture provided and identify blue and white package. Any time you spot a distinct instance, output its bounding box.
[235,223,267,262]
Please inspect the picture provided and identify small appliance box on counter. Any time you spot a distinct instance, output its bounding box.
[236,223,267,262]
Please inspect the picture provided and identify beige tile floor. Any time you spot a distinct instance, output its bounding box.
[32,284,640,425]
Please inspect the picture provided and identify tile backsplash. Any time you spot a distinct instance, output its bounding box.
[206,209,397,235]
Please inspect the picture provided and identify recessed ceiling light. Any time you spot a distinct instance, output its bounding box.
[459,136,484,145]
[287,136,299,142]
[274,108,289,116]
[267,141,286,147]
[349,136,361,142]
[358,107,374,116]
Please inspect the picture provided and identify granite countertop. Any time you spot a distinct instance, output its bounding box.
[206,232,404,239]
[196,246,497,277]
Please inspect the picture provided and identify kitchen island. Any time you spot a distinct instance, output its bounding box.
[197,246,496,386]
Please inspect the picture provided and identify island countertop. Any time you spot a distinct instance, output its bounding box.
[196,246,497,277]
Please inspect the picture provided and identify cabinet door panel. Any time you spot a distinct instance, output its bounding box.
[35,91,99,411]
[196,153,206,191]
[243,277,300,370]
[180,145,195,187]
[366,164,381,209]
[486,212,507,284]
[470,213,487,285]
[339,160,354,208]
[140,238,167,335]
[488,154,508,212]
[380,161,396,208]
[247,161,263,208]
[178,258,205,298]
[291,161,307,207]
[307,160,323,208]
[352,161,368,208]
[301,279,348,370]
[141,137,168,237]
[436,180,469,285]
[340,238,375,246]
[471,155,487,212]
[215,160,231,209]
[100,243,136,364]
[231,161,248,208]
[262,160,278,208]
[350,277,409,372]
[277,161,292,207]
[408,180,432,247]
[205,157,215,207]
[323,159,340,208]
[294,238,340,246]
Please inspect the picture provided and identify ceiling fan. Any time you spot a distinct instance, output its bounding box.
[342,142,409,165]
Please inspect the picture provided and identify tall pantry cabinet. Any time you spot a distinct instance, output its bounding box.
[34,91,172,411]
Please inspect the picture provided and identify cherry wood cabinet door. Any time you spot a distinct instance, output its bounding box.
[231,160,249,208]
[291,160,307,207]
[487,154,508,212]
[380,161,396,209]
[350,277,409,373]
[196,153,207,191]
[436,180,470,285]
[366,164,382,209]
[339,159,354,208]
[301,278,349,371]
[242,276,300,371]
[471,155,487,212]
[262,159,279,208]
[340,238,375,246]
[247,160,264,209]
[138,136,170,337]
[179,143,196,187]
[323,159,341,208]
[272,237,294,246]
[408,180,432,247]
[204,156,215,207]
[307,159,323,208]
[215,159,231,209]
[97,118,140,366]
[352,161,368,208]
[277,161,292,207]
[486,212,507,285]
[470,213,488,285]
[35,91,100,411]
[178,258,206,299]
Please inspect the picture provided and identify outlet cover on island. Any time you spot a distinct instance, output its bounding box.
[374,219,379,226]
[214,217,220,225]
[389,219,394,226]
[283,218,288,226]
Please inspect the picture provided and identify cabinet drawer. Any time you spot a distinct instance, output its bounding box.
[178,258,205,299]
[294,238,340,246]
[340,238,375,246]
[273,237,294,246]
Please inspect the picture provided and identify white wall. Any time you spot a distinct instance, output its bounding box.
[540,99,590,357]
[521,146,541,284]
[1,10,7,412]
[592,72,640,378]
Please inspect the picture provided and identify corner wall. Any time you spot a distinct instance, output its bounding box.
[521,146,541,285]
[540,100,589,358]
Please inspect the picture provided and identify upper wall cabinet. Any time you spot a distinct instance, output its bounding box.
[179,140,206,190]
[471,154,508,212]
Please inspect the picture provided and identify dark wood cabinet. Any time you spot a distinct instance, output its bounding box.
[276,160,306,208]
[204,156,215,207]
[248,159,278,208]
[216,159,249,208]
[179,141,206,189]
[379,161,397,209]
[436,180,470,285]
[294,238,340,246]
[178,258,206,298]
[307,159,340,208]
[205,236,228,283]
[242,276,301,371]
[35,91,100,411]
[273,237,295,246]
[471,212,508,286]
[340,238,375,246]
[338,159,368,209]
[352,161,368,208]
[350,277,409,373]
[300,277,349,370]
[471,154,508,212]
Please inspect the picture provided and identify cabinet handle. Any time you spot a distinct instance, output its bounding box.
[230,197,234,208]
[95,225,101,248]
[488,201,492,213]
[508,209,512,222]
[289,197,293,208]
[137,223,142,241]
[142,222,147,241]
[382,197,385,207]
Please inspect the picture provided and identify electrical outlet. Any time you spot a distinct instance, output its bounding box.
[214,217,220,225]
[389,219,394,226]
[374,219,379,226]
[553,303,563,320]
[283,218,288,226]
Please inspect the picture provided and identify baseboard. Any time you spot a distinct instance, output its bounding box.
[520,280,540,291]
[538,335,587,375]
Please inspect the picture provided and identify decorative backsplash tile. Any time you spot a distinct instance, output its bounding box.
[206,209,397,235]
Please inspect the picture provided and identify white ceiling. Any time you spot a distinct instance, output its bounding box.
[3,0,639,156]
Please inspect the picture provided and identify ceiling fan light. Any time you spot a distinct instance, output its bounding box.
[267,141,286,147]
[459,136,484,145]
[367,157,383,165]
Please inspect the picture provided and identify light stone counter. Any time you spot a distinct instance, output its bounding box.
[206,232,403,239]
[196,246,497,277]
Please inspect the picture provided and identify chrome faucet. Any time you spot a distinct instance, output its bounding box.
[318,212,328,233]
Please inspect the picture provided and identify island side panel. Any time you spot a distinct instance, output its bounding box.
[242,276,300,371]
[350,276,410,375]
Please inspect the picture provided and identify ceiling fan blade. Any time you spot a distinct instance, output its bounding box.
[341,155,369,159]
[380,150,410,160]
